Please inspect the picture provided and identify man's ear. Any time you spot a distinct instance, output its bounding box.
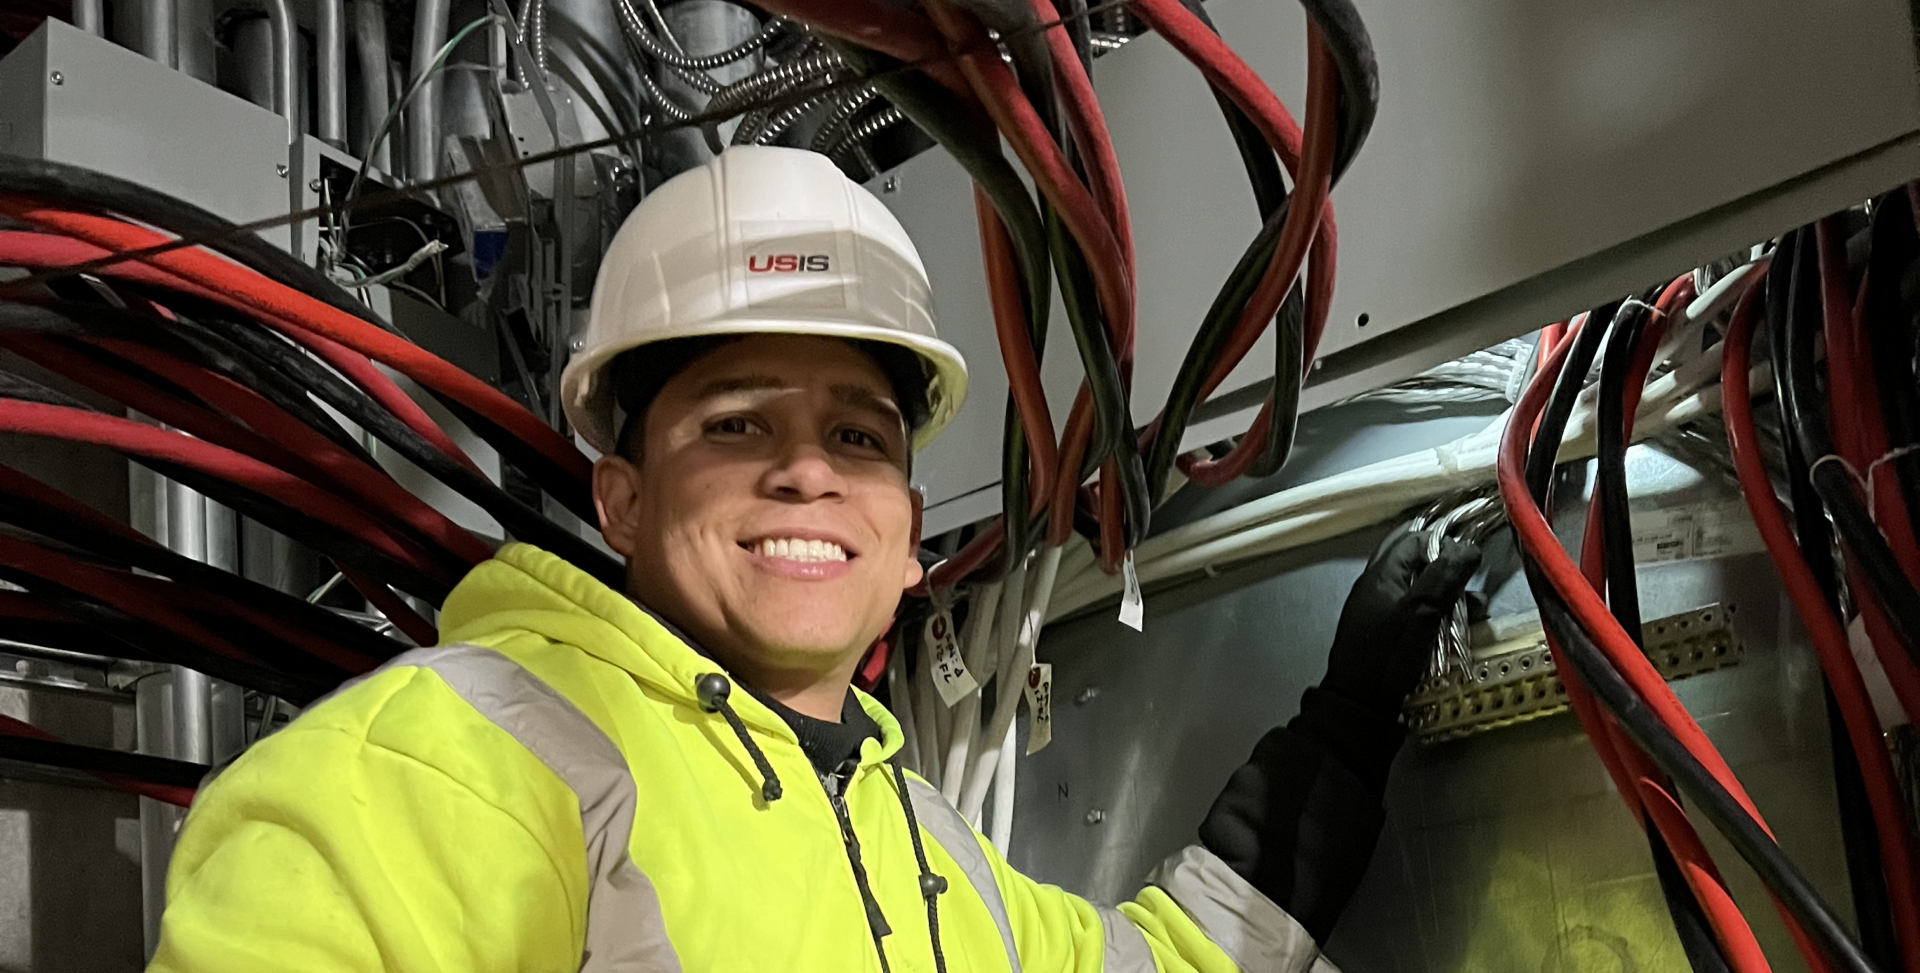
[593,455,643,557]
[902,487,925,590]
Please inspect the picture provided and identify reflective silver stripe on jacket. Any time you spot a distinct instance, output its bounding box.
[1098,905,1152,973]
[1147,845,1336,973]
[367,646,682,973]
[1097,906,1156,973]
[901,775,1024,973]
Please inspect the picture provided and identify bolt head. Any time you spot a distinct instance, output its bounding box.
[1074,687,1099,705]
[308,178,323,192]
[275,163,289,178]
[48,71,63,85]
[569,338,586,352]
[882,176,898,194]
[1084,809,1106,825]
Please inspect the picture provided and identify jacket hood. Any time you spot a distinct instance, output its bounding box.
[437,543,904,764]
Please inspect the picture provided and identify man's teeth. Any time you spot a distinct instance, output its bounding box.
[757,538,848,562]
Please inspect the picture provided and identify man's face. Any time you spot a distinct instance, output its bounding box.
[593,334,924,683]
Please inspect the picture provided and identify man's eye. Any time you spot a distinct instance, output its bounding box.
[708,416,757,436]
[839,427,885,451]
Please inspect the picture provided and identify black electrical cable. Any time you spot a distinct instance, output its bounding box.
[839,47,1052,337]
[1595,300,1649,637]
[0,157,398,338]
[1589,299,1737,973]
[1528,578,1885,973]
[1524,300,1619,499]
[0,577,325,701]
[1861,195,1920,557]
[1145,200,1289,503]
[109,297,621,584]
[1295,0,1380,181]
[1768,229,1902,967]
[1778,227,1920,661]
[0,733,209,790]
[0,466,408,666]
[1244,283,1305,479]
[1173,0,1287,217]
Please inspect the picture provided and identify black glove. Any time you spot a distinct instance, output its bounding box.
[1319,526,1483,718]
[1198,527,1480,941]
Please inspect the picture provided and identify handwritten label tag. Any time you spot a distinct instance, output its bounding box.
[1118,552,1144,631]
[925,608,977,706]
[1024,663,1054,754]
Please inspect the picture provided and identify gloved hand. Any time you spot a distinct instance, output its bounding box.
[1318,526,1482,718]
[1197,526,1479,941]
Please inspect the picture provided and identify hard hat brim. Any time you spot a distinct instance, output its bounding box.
[561,317,970,457]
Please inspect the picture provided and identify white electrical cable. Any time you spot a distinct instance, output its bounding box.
[941,581,1003,803]
[960,547,1061,824]
[1045,349,1742,621]
[888,637,920,774]
[988,720,1018,854]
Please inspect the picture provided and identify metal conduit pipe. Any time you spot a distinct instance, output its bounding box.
[409,0,453,181]
[72,0,104,36]
[263,0,298,142]
[317,0,348,147]
[141,0,177,66]
[351,0,393,172]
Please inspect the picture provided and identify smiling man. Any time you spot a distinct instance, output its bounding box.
[147,147,1477,973]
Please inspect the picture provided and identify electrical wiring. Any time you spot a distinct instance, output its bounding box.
[0,715,200,807]
[1503,291,1878,973]
[0,399,458,600]
[1776,230,1920,666]
[1858,198,1920,576]
[0,203,595,520]
[0,464,406,669]
[1725,273,1920,973]
[1023,0,1133,277]
[346,13,509,213]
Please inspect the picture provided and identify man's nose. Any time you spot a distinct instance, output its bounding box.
[761,438,849,501]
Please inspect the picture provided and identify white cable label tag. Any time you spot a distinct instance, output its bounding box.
[925,608,976,707]
[1024,662,1054,754]
[1118,552,1144,631]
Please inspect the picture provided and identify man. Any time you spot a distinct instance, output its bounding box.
[149,146,1477,972]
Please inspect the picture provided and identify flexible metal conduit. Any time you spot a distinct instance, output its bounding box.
[409,0,453,180]
[352,0,393,171]
[317,0,348,147]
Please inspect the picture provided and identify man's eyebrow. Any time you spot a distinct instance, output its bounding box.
[831,383,905,426]
[694,375,787,398]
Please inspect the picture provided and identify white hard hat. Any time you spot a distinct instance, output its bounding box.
[562,145,969,456]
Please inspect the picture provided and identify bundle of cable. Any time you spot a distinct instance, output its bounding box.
[0,158,617,802]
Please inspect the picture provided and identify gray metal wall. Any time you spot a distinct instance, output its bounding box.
[1009,400,1849,973]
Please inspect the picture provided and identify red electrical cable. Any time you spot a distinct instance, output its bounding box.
[0,230,484,477]
[1047,389,1096,547]
[0,399,455,582]
[0,205,583,485]
[1505,301,1836,973]
[1023,0,1135,279]
[1176,33,1340,487]
[1818,222,1920,726]
[0,715,196,808]
[2,332,488,574]
[977,190,1057,511]
[1725,275,1920,973]
[0,463,385,674]
[84,336,494,565]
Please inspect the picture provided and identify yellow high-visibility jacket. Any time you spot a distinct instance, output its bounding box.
[149,543,1335,973]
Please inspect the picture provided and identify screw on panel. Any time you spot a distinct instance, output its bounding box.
[569,337,586,352]
[1074,687,1099,705]
[276,163,289,178]
[882,176,898,194]
[1084,809,1105,825]
[49,71,63,85]
[308,178,323,192]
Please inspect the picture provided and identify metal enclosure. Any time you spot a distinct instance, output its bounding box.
[1008,403,1849,972]
[888,0,1920,534]
[0,19,294,250]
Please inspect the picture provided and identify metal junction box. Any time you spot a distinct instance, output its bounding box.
[0,18,292,250]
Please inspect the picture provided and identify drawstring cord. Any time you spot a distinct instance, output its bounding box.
[695,673,784,803]
[892,761,951,973]
[694,671,945,973]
